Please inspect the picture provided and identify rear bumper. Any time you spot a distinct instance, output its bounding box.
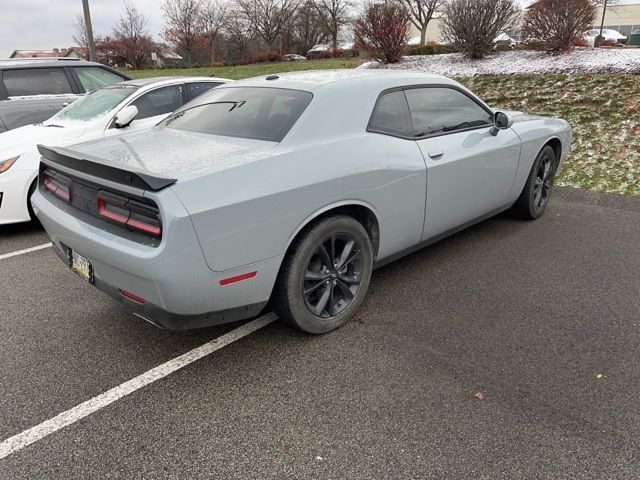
[33,188,280,330]
[50,240,266,329]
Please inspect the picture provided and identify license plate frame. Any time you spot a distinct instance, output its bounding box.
[69,249,93,283]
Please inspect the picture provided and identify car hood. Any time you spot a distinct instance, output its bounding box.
[62,127,278,182]
[0,123,87,159]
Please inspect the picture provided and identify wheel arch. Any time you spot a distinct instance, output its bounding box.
[284,201,381,262]
[544,137,562,163]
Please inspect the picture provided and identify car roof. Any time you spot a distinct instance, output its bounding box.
[0,59,109,69]
[117,76,232,88]
[229,68,455,92]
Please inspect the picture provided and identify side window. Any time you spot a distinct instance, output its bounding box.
[3,68,73,97]
[405,87,493,137]
[130,85,184,120]
[75,67,126,92]
[367,90,412,138]
[186,82,221,99]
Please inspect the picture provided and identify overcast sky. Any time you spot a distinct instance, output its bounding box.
[0,0,165,58]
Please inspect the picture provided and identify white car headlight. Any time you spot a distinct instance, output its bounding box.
[0,156,19,173]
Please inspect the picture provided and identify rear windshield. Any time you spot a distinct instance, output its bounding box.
[159,87,313,142]
[49,85,138,124]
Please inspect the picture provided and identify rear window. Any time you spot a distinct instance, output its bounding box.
[160,87,313,142]
[3,68,73,97]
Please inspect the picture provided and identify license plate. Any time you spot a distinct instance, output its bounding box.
[70,249,93,283]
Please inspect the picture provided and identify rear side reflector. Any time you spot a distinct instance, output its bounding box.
[118,289,145,303]
[97,191,162,237]
[219,271,257,286]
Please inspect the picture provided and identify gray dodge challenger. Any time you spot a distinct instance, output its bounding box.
[32,69,572,334]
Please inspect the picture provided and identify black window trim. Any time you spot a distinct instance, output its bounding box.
[367,84,496,141]
[0,71,8,100]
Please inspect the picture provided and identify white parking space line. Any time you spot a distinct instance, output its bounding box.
[0,243,52,261]
[0,313,277,460]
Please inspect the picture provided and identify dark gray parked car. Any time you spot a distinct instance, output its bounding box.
[0,58,130,133]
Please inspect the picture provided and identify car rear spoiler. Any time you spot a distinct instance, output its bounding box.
[37,144,177,192]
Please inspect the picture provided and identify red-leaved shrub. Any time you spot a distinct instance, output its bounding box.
[354,3,410,64]
[522,0,596,51]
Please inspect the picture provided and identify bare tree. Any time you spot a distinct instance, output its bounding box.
[523,0,596,51]
[202,0,228,63]
[72,14,91,58]
[311,0,351,50]
[112,0,154,69]
[239,0,300,48]
[225,12,255,59]
[441,0,519,59]
[114,0,149,39]
[291,1,329,53]
[162,0,205,65]
[396,0,445,46]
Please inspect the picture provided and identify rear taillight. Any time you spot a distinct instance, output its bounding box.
[97,191,162,237]
[42,170,71,201]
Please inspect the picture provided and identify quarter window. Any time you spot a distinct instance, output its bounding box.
[405,87,493,137]
[75,67,126,92]
[3,68,73,97]
[130,85,184,120]
[367,90,412,138]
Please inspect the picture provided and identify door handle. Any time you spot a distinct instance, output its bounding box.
[428,150,444,159]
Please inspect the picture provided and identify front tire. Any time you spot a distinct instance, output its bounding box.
[274,215,373,334]
[512,145,557,220]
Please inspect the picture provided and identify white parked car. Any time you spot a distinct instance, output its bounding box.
[583,28,628,46]
[0,76,230,225]
[307,44,331,56]
[494,32,517,48]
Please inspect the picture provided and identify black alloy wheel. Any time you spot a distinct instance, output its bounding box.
[273,215,373,334]
[513,144,557,220]
[303,233,364,318]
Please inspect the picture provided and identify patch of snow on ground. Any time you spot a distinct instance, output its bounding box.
[359,48,640,76]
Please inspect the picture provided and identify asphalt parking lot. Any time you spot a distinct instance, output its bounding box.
[1,187,640,479]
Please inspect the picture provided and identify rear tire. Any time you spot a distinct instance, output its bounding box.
[273,215,373,334]
[512,145,557,220]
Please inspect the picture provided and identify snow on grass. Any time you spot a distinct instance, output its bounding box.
[362,48,640,76]
[459,74,640,196]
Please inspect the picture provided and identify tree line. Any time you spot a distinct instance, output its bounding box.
[74,0,612,69]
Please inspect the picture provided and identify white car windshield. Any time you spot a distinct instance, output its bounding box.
[47,85,138,125]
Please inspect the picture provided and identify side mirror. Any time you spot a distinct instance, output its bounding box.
[114,105,138,128]
[490,111,513,136]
